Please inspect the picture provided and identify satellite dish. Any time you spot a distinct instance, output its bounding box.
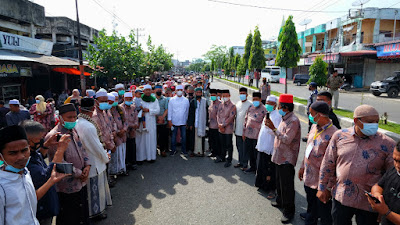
[299,19,312,26]
[352,0,370,7]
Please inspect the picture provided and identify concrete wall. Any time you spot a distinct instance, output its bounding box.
[0,0,45,26]
[375,61,400,81]
[361,19,375,44]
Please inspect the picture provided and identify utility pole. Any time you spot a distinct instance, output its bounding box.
[136,28,145,47]
[75,0,85,93]
[394,10,398,41]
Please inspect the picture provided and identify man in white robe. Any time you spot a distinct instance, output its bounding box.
[136,85,160,162]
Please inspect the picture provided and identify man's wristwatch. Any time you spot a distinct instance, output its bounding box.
[385,209,392,217]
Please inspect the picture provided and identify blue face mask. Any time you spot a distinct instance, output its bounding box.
[118,90,125,96]
[265,104,274,112]
[279,109,287,117]
[359,121,379,136]
[99,102,109,110]
[253,101,260,107]
[210,96,217,101]
[125,101,133,106]
[0,154,30,173]
[112,102,118,107]
[239,94,247,101]
[63,121,76,130]
[217,96,221,100]
[309,114,318,124]
[36,100,40,104]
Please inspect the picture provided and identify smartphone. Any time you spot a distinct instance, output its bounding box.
[55,163,73,174]
[266,113,270,120]
[56,134,62,142]
[364,191,380,204]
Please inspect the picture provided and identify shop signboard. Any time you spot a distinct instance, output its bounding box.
[0,31,53,55]
[0,63,20,77]
[377,43,400,57]
[304,53,340,65]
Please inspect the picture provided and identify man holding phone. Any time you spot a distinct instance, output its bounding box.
[368,141,400,225]
[46,103,91,225]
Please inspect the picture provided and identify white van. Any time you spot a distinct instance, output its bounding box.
[261,66,281,83]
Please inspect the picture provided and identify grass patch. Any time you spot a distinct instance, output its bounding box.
[217,77,400,134]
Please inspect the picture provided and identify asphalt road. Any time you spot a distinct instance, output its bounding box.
[95,80,311,225]
[227,77,400,123]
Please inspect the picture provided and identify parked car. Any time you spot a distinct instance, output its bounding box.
[261,66,281,83]
[370,71,400,98]
[293,74,310,86]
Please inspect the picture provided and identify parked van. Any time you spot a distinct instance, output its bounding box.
[261,66,281,83]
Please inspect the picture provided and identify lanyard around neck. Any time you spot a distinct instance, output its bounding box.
[313,123,333,141]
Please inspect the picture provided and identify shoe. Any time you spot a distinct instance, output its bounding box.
[302,137,308,142]
[207,153,216,157]
[136,128,142,133]
[244,168,256,173]
[271,201,282,208]
[300,212,308,221]
[131,164,138,170]
[281,214,294,224]
[142,128,148,132]
[214,158,223,163]
[234,163,242,168]
[224,162,232,167]
[181,152,188,157]
[122,171,129,176]
[241,165,248,171]
[170,151,176,156]
[161,152,167,157]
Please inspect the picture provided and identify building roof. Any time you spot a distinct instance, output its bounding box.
[0,50,79,66]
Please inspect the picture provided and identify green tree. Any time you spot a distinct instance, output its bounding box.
[233,53,240,72]
[142,36,174,76]
[308,56,328,87]
[249,26,266,71]
[275,15,302,93]
[203,45,228,73]
[243,31,253,71]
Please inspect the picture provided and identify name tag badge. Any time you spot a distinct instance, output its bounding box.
[305,143,314,159]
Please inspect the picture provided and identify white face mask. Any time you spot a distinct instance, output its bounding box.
[177,91,183,97]
[223,97,230,102]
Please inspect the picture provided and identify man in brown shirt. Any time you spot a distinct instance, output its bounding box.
[216,89,236,167]
[207,89,220,157]
[265,94,301,223]
[326,70,343,109]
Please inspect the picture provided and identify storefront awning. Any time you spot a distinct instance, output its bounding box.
[0,50,79,66]
[52,68,91,76]
[339,50,377,57]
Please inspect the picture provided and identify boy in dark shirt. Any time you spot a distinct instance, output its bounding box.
[369,141,400,225]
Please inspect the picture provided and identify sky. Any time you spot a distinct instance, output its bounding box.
[32,0,399,61]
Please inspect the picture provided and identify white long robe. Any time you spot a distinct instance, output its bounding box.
[136,99,160,161]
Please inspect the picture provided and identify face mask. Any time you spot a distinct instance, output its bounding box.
[112,102,118,107]
[359,121,379,136]
[156,91,162,96]
[239,94,247,101]
[188,93,194,97]
[210,96,217,101]
[0,153,30,173]
[217,96,221,100]
[99,102,109,110]
[36,100,40,104]
[125,101,133,106]
[196,96,202,100]
[253,101,260,107]
[265,104,274,112]
[60,115,76,130]
[32,139,44,150]
[118,90,125,96]
[166,97,171,101]
[223,97,230,102]
[309,114,318,124]
[279,109,287,117]
[177,91,183,97]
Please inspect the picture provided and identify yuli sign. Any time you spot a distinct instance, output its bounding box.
[0,31,53,55]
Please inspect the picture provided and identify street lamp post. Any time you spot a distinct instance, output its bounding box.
[75,0,86,93]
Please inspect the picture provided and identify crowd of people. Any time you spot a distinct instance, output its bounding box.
[0,73,399,225]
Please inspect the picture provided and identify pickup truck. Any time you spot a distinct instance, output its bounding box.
[370,71,400,98]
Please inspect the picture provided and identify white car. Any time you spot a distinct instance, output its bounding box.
[261,66,280,83]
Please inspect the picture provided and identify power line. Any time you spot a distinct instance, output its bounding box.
[90,0,134,30]
[207,0,348,13]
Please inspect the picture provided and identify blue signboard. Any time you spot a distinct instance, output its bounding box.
[377,43,400,57]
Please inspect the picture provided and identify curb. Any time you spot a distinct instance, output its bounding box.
[214,78,400,142]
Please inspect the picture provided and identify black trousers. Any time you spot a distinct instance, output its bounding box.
[255,152,276,192]
[219,133,233,162]
[208,129,220,155]
[186,127,195,152]
[275,164,295,216]
[304,185,332,225]
[57,188,89,225]
[244,138,258,169]
[157,124,169,152]
[332,199,378,225]
[126,137,136,165]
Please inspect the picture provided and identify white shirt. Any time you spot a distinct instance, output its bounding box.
[234,100,252,136]
[167,96,189,126]
[0,169,40,225]
[75,118,109,177]
[256,109,282,155]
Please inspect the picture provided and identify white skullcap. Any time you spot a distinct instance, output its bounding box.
[124,92,133,98]
[176,85,183,90]
[143,84,152,90]
[107,93,115,101]
[96,88,107,98]
[110,91,118,97]
[115,83,124,89]
[9,99,20,105]
[267,95,277,103]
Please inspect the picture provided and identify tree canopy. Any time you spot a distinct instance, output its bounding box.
[275,16,301,69]
[308,56,328,87]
